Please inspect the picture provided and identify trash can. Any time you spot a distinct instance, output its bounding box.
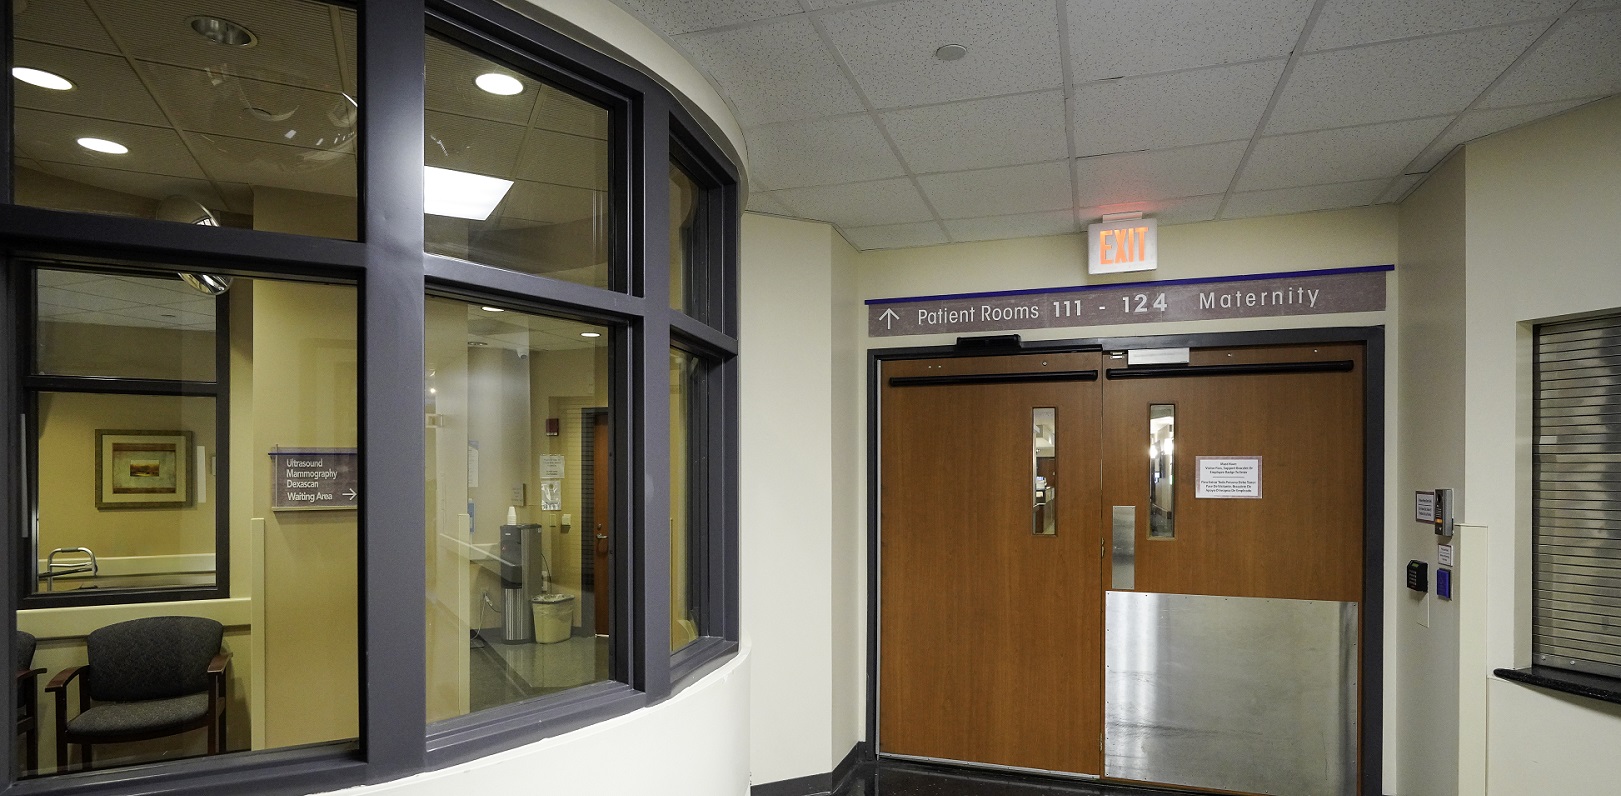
[531,593,575,644]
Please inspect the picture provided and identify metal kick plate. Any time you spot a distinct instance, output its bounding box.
[1105,592,1358,796]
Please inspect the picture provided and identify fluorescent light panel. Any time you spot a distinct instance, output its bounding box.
[424,166,513,220]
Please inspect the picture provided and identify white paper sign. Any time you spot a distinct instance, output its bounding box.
[1438,544,1455,567]
[540,454,566,480]
[1415,491,1436,523]
[540,479,562,511]
[466,442,479,488]
[1195,456,1263,499]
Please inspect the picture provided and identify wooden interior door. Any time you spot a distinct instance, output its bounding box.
[1098,341,1365,796]
[879,351,1104,774]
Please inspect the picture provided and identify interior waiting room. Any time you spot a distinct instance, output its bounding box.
[1,1,1620,796]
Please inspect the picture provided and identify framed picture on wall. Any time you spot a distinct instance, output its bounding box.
[95,430,194,509]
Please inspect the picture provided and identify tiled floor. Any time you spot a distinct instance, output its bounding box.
[834,760,1187,796]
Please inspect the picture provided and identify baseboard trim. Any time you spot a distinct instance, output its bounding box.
[751,742,870,796]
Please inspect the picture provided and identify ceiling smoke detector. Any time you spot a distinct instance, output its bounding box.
[189,16,258,47]
[933,44,967,61]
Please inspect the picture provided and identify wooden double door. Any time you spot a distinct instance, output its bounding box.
[878,342,1365,793]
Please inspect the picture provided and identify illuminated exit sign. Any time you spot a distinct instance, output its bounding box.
[1088,217,1157,274]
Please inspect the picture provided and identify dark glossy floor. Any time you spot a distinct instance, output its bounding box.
[833,760,1188,796]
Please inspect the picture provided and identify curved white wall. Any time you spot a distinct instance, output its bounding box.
[323,645,751,796]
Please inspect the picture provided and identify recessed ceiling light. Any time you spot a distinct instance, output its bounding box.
[189,16,257,47]
[77,137,128,154]
[469,341,489,347]
[481,306,504,312]
[475,73,523,96]
[12,67,73,91]
[934,44,967,61]
[424,166,514,220]
[580,332,601,338]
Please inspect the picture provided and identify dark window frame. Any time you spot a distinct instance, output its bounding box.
[0,0,740,793]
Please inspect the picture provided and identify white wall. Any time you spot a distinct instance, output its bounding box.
[738,213,841,785]
[1460,96,1621,796]
[328,648,751,796]
[1394,152,1468,796]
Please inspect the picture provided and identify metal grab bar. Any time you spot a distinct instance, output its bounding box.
[42,547,98,590]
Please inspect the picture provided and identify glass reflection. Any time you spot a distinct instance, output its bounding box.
[1033,408,1057,536]
[423,34,612,289]
[1149,404,1175,539]
[11,0,359,239]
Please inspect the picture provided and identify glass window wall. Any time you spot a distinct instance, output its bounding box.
[425,297,615,721]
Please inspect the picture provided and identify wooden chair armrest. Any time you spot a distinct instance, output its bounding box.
[207,651,231,675]
[45,665,85,693]
[16,666,45,683]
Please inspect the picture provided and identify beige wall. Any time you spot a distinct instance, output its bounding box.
[247,280,361,748]
[1395,152,1468,796]
[740,213,839,785]
[1460,96,1621,795]
[828,231,864,759]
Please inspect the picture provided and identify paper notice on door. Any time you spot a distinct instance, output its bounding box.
[1195,456,1262,499]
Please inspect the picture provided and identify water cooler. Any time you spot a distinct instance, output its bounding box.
[499,523,541,643]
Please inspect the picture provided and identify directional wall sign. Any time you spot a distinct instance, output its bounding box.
[866,265,1389,338]
[270,447,359,511]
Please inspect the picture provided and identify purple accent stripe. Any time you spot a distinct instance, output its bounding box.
[864,264,1395,306]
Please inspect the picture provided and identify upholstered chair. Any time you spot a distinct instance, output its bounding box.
[15,631,43,774]
[46,617,229,771]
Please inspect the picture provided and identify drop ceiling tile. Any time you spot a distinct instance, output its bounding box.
[1267,23,1543,134]
[33,162,227,209]
[1306,0,1568,50]
[917,161,1073,219]
[1221,179,1388,219]
[772,179,935,227]
[185,131,356,196]
[15,109,208,179]
[96,0,349,93]
[142,62,360,153]
[37,286,141,313]
[1577,0,1620,8]
[674,16,866,126]
[1237,116,1452,191]
[943,211,1079,243]
[821,0,1064,108]
[1076,194,1225,226]
[744,115,906,189]
[839,221,949,250]
[881,90,1068,174]
[1073,140,1248,207]
[1379,173,1426,203]
[425,35,609,138]
[12,41,169,127]
[512,129,610,190]
[66,275,198,306]
[1072,61,1284,157]
[745,192,796,217]
[500,181,604,225]
[613,0,803,35]
[426,111,526,176]
[1481,9,1621,108]
[1067,0,1314,81]
[1407,98,1590,172]
[37,270,104,288]
[13,0,118,53]
[218,182,255,215]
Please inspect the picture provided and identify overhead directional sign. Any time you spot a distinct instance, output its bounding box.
[270,447,359,511]
[866,265,1389,338]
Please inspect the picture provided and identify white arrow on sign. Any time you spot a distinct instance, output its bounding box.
[879,308,899,329]
[344,488,358,501]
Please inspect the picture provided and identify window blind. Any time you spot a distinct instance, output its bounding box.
[1535,313,1621,678]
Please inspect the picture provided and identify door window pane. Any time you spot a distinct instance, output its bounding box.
[11,0,360,239]
[1149,404,1175,539]
[1032,407,1057,536]
[425,298,615,721]
[424,35,613,290]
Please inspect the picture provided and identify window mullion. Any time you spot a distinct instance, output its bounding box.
[638,103,673,700]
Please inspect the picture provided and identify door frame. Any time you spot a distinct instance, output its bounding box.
[865,326,1386,794]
